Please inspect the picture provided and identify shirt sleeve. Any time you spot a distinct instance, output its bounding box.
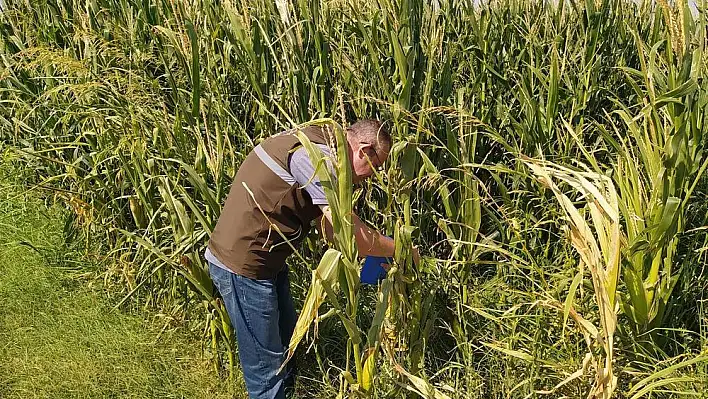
[288,144,332,205]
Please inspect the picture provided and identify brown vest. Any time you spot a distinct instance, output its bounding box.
[207,125,335,279]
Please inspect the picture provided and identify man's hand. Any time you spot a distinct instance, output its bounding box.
[412,246,420,266]
[318,205,419,267]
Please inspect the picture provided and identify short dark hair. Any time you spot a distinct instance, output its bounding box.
[346,119,391,153]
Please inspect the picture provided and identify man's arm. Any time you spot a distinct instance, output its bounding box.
[318,205,419,264]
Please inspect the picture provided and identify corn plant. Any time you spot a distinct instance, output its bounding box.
[601,3,707,333]
[280,119,449,397]
[2,0,708,397]
[525,157,620,398]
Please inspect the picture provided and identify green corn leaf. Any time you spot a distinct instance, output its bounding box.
[563,270,583,333]
[367,278,393,347]
[655,79,698,108]
[283,248,342,369]
[361,350,376,391]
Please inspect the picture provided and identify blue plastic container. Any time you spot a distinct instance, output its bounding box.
[361,256,392,285]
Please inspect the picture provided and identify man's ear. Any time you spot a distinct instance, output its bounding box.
[355,143,367,159]
[358,143,373,158]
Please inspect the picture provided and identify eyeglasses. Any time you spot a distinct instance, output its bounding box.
[364,146,384,171]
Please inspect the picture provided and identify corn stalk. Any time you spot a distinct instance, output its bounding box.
[524,157,620,398]
[603,17,707,333]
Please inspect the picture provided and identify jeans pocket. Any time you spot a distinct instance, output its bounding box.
[233,274,280,345]
[209,263,234,298]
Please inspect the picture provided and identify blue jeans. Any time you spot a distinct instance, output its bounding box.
[209,263,297,399]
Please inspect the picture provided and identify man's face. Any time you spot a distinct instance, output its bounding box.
[351,141,389,184]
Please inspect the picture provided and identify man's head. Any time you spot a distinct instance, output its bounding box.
[345,119,391,184]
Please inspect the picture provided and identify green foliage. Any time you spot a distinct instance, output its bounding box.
[0,160,237,399]
[1,0,707,397]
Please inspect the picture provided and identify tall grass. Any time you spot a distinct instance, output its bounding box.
[1,0,707,396]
